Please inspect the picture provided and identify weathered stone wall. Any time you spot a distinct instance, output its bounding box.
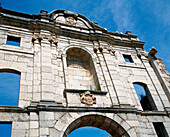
[0,8,169,137]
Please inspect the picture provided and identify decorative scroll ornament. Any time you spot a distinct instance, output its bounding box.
[80,91,96,106]
[65,17,76,26]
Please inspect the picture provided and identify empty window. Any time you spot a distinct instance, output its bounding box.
[133,82,156,111]
[6,35,20,47]
[123,54,133,63]
[153,122,168,137]
[0,122,12,137]
[0,70,21,106]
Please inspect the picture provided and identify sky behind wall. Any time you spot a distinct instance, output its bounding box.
[1,0,170,71]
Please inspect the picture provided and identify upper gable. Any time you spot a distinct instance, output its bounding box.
[48,10,97,29]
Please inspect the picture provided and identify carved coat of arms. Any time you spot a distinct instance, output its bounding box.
[65,17,76,26]
[80,91,96,106]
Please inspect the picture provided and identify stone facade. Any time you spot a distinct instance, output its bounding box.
[0,7,169,137]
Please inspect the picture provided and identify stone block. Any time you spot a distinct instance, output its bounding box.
[40,128,49,136]
[30,129,39,136]
[30,121,39,128]
[13,122,29,130]
[40,112,54,121]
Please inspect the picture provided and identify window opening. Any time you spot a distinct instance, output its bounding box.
[133,83,156,111]
[153,122,168,137]
[123,54,133,63]
[0,122,12,137]
[0,71,20,106]
[6,35,20,47]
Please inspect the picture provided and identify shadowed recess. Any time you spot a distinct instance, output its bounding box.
[66,47,100,90]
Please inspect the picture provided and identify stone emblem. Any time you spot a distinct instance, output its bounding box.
[65,17,76,26]
[80,91,96,106]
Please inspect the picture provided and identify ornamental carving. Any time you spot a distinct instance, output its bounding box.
[80,91,96,106]
[65,17,76,26]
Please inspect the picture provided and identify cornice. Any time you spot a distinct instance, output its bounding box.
[0,7,145,48]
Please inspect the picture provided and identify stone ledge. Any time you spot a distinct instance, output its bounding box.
[0,46,34,55]
[0,105,169,116]
[140,111,167,116]
[64,88,107,95]
[0,106,24,113]
[119,64,145,69]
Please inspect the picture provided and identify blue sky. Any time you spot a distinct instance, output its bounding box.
[68,127,110,137]
[0,72,20,106]
[0,0,169,136]
[1,0,170,71]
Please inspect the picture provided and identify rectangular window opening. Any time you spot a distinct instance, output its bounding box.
[153,122,168,137]
[6,35,20,47]
[0,122,12,137]
[123,54,133,63]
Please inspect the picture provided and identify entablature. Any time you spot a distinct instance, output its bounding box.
[0,7,145,48]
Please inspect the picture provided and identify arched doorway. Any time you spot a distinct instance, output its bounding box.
[62,115,130,137]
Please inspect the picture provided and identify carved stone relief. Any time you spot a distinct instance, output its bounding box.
[80,91,96,106]
[65,17,76,26]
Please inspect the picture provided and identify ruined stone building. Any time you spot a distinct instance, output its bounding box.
[0,6,169,137]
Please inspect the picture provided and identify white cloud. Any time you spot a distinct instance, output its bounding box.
[153,1,170,26]
[104,0,134,32]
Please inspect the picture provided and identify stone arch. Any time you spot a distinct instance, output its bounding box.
[62,45,97,62]
[0,68,21,75]
[62,46,101,90]
[55,113,136,137]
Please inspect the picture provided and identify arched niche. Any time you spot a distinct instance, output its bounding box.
[133,82,157,111]
[62,114,131,137]
[65,47,100,90]
[0,69,21,106]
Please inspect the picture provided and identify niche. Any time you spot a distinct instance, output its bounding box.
[66,48,100,91]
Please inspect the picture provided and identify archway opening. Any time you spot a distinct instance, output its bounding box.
[64,115,130,137]
[0,70,21,106]
[66,47,100,90]
[68,126,110,137]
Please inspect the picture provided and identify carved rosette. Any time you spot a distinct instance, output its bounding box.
[65,17,76,26]
[80,91,96,106]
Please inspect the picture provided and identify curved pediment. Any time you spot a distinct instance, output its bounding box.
[48,10,100,29]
